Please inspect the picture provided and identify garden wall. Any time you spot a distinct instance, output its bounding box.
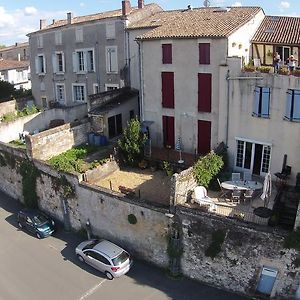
[84,160,119,183]
[26,121,90,160]
[0,100,16,116]
[178,208,299,299]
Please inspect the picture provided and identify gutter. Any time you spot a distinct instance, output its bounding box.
[225,71,263,145]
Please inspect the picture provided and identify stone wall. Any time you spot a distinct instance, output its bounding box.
[26,121,90,160]
[84,160,119,183]
[178,208,299,299]
[0,100,16,116]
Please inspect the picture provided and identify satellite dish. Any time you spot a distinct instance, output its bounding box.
[203,0,210,7]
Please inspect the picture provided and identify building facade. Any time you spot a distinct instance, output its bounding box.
[0,42,29,61]
[27,0,162,109]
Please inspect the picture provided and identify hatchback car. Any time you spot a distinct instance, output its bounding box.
[75,239,132,280]
[17,209,55,239]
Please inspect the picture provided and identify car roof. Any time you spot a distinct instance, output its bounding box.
[93,240,123,258]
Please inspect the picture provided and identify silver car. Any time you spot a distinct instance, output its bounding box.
[75,239,132,280]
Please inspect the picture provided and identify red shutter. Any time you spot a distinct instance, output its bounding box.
[162,72,174,108]
[162,44,172,64]
[162,116,175,149]
[199,43,210,64]
[198,120,211,155]
[198,73,211,112]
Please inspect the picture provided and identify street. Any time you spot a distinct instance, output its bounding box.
[0,190,249,300]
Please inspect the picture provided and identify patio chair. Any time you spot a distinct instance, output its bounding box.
[194,186,216,211]
[243,189,254,205]
[243,172,252,182]
[231,188,241,204]
[232,173,241,182]
[217,178,230,200]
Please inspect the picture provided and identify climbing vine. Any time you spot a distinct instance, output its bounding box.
[19,160,40,208]
[51,175,75,199]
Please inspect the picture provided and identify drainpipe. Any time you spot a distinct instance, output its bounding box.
[225,71,263,145]
[137,39,144,121]
[95,41,100,90]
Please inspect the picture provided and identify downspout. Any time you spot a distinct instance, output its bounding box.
[95,41,100,89]
[126,30,131,87]
[137,39,144,121]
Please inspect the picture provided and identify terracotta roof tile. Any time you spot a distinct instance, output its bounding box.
[0,60,29,71]
[131,7,262,40]
[251,16,300,45]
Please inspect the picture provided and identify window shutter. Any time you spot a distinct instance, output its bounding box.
[35,56,39,74]
[253,86,260,116]
[83,51,87,72]
[62,53,65,72]
[111,48,118,73]
[198,120,211,155]
[198,73,211,112]
[294,90,300,121]
[162,44,172,64]
[162,72,174,108]
[52,54,57,73]
[106,23,115,39]
[285,90,293,120]
[43,56,46,73]
[72,52,78,72]
[162,116,175,148]
[261,87,270,117]
[199,43,210,64]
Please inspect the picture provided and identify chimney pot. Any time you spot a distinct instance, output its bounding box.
[67,12,73,24]
[138,0,144,9]
[122,0,131,16]
[39,19,46,30]
[52,19,56,25]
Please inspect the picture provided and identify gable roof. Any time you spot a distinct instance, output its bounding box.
[251,16,300,46]
[28,3,162,35]
[131,6,262,40]
[0,42,29,53]
[0,60,29,71]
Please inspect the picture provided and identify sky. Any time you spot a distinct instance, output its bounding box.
[0,0,298,46]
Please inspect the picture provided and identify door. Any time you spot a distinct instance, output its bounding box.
[83,250,99,269]
[116,114,122,135]
[108,116,116,138]
[198,120,211,155]
[162,116,174,148]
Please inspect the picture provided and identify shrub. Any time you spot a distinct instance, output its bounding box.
[258,66,271,73]
[163,161,173,177]
[278,67,289,75]
[193,151,224,188]
[118,118,147,166]
[243,64,255,72]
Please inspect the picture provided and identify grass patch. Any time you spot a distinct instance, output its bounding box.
[48,144,109,173]
[9,140,26,149]
[1,105,39,123]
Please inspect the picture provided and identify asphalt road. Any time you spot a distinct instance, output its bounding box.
[0,190,249,300]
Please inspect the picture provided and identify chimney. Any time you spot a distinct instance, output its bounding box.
[138,0,144,9]
[122,0,131,16]
[67,12,73,24]
[52,19,56,25]
[39,19,46,30]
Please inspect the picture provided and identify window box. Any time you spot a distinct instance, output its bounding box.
[278,67,289,75]
[243,64,255,72]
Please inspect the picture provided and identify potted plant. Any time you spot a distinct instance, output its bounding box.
[291,69,300,77]
[243,64,255,72]
[258,66,272,73]
[278,67,289,75]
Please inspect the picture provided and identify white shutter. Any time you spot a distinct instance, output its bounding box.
[106,23,115,39]
[62,53,65,72]
[83,51,87,72]
[43,56,46,73]
[52,54,57,73]
[35,56,39,74]
[106,48,110,73]
[72,52,78,72]
[111,47,118,73]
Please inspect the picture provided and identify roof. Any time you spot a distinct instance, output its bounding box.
[251,16,300,45]
[0,42,29,52]
[131,6,262,40]
[28,3,162,35]
[0,60,29,71]
[94,240,123,258]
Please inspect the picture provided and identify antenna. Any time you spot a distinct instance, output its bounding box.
[203,0,210,7]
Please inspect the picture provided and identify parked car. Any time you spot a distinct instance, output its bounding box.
[17,209,55,239]
[75,239,132,280]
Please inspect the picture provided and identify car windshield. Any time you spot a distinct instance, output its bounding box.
[83,239,100,251]
[112,251,129,266]
[32,214,48,226]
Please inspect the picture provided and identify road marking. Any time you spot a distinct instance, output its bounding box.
[79,279,107,300]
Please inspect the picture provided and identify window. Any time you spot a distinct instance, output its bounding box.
[55,31,62,45]
[161,72,174,108]
[253,87,270,118]
[198,73,211,112]
[73,84,86,102]
[105,84,119,91]
[40,82,45,91]
[162,44,172,64]
[108,114,122,138]
[35,54,46,74]
[285,89,300,121]
[75,27,83,42]
[52,52,65,73]
[106,46,118,73]
[276,46,290,64]
[41,97,47,108]
[106,22,115,39]
[73,49,94,73]
[199,43,210,64]
[198,120,211,155]
[56,84,65,103]
[37,35,43,48]
[129,110,134,120]
[93,84,100,94]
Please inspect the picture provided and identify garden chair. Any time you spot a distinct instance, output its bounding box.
[243,189,254,205]
[217,178,230,200]
[231,188,241,204]
[232,173,241,182]
[243,172,252,182]
[194,186,216,211]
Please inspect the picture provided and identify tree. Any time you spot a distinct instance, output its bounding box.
[0,80,14,101]
[118,118,147,166]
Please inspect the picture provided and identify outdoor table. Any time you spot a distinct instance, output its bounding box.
[221,180,263,191]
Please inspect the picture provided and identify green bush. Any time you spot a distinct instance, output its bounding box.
[193,151,224,188]
[163,161,173,177]
[128,214,137,224]
[118,118,147,166]
[1,105,39,123]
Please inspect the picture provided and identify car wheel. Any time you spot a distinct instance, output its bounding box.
[36,232,42,239]
[105,271,114,280]
[77,254,85,263]
[18,222,23,229]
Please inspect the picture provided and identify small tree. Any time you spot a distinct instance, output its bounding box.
[193,151,224,188]
[118,118,147,166]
